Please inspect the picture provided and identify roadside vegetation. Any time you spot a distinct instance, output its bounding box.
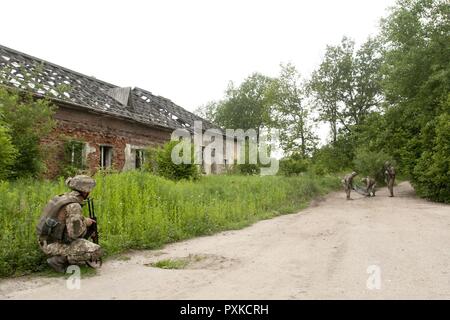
[0,171,340,277]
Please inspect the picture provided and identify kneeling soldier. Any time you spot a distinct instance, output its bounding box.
[36,175,103,273]
[361,176,377,197]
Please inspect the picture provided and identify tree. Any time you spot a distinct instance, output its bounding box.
[208,73,275,139]
[0,87,56,178]
[413,113,450,202]
[271,63,318,157]
[379,0,450,200]
[194,101,220,123]
[309,37,383,142]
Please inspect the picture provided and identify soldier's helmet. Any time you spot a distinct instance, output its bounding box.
[65,175,96,193]
[351,171,358,176]
[385,161,391,167]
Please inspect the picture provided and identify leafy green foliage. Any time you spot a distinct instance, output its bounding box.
[377,0,450,201]
[0,119,17,180]
[145,140,199,181]
[311,135,355,173]
[218,73,274,132]
[270,63,318,156]
[309,37,383,141]
[412,113,450,202]
[60,139,87,178]
[353,147,391,184]
[236,163,260,175]
[0,87,56,179]
[279,153,310,176]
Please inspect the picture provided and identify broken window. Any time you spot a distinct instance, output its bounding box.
[135,149,145,169]
[201,146,206,174]
[100,145,113,169]
[64,140,85,170]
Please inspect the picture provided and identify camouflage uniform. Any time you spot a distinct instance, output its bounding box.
[361,176,377,197]
[342,172,358,200]
[37,175,102,272]
[384,162,396,197]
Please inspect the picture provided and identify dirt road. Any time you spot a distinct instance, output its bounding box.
[1,181,449,299]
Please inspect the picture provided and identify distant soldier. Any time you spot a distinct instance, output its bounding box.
[361,176,377,197]
[36,175,103,273]
[384,161,395,197]
[342,171,358,200]
[384,161,396,197]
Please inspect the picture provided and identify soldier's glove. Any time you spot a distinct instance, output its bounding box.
[84,224,97,240]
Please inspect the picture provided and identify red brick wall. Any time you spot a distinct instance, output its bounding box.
[41,104,171,178]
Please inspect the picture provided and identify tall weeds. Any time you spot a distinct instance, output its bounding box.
[0,172,339,277]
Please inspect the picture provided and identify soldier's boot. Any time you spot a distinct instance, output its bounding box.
[47,256,69,273]
[86,248,104,269]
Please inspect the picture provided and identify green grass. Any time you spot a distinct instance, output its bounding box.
[0,171,340,278]
[35,264,98,278]
[149,254,205,269]
[149,258,190,269]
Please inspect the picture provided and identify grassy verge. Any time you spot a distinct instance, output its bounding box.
[148,254,206,269]
[0,171,340,277]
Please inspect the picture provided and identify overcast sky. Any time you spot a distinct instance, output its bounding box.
[1,0,396,142]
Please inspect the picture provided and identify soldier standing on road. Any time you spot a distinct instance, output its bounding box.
[361,176,377,197]
[384,161,396,197]
[36,175,103,273]
[342,171,358,200]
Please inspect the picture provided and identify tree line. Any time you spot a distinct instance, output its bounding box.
[195,0,449,203]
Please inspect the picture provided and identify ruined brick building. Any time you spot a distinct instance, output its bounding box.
[0,44,226,177]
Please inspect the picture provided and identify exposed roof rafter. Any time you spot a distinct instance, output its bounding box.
[0,44,218,132]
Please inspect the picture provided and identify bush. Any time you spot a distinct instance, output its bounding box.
[311,136,354,173]
[279,153,310,176]
[0,87,56,179]
[0,123,17,180]
[412,113,450,203]
[310,164,328,176]
[353,147,391,184]
[145,140,199,181]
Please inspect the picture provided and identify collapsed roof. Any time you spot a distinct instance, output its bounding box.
[0,44,218,132]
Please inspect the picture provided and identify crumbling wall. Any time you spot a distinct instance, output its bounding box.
[41,104,171,178]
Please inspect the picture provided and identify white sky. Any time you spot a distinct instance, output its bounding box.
[1,0,396,142]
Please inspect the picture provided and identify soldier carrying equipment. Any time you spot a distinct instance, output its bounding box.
[342,172,358,200]
[36,175,103,273]
[384,161,396,197]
